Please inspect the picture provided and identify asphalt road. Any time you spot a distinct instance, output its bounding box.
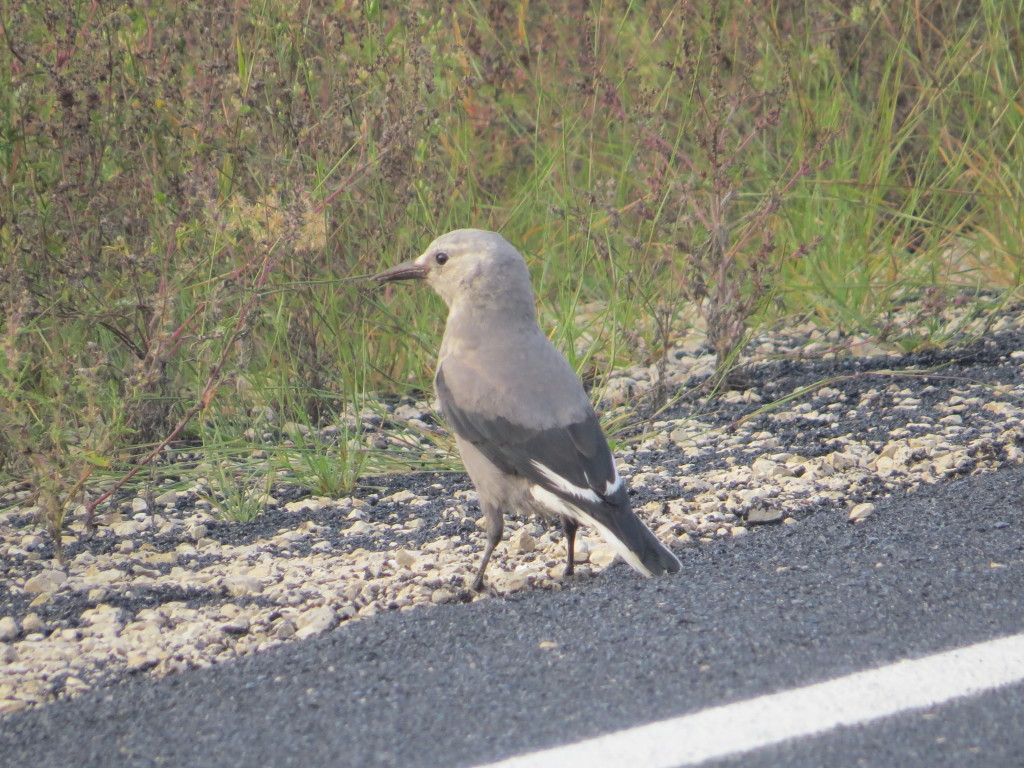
[2,463,1023,768]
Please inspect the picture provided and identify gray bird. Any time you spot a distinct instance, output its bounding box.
[375,229,681,590]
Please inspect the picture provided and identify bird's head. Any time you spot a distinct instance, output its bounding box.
[374,229,534,313]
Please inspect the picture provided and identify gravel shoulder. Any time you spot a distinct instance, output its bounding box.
[1,313,1023,714]
[2,457,1023,768]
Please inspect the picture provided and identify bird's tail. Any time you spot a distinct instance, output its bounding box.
[585,506,682,577]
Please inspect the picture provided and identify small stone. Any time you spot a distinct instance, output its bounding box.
[221,616,251,635]
[23,569,66,594]
[588,545,618,568]
[745,505,784,525]
[386,489,419,504]
[80,605,125,628]
[283,421,311,438]
[285,498,328,514]
[424,538,454,553]
[274,619,297,639]
[873,456,899,475]
[0,617,18,642]
[509,529,536,553]
[0,643,17,663]
[187,522,208,542]
[538,640,559,650]
[295,606,336,639]
[848,502,876,523]
[110,519,142,536]
[132,497,149,514]
[346,520,375,536]
[155,490,179,506]
[21,613,45,633]
[738,488,769,505]
[223,574,262,597]
[493,571,531,591]
[393,404,424,422]
[125,651,159,672]
[677,515,700,533]
[142,552,177,565]
[395,549,418,568]
[752,458,787,478]
[431,588,454,605]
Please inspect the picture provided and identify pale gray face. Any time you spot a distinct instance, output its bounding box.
[374,229,533,310]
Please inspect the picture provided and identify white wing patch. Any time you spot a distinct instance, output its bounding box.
[528,484,654,578]
[603,463,622,496]
[529,460,603,504]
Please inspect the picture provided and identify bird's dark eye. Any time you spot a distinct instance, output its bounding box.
[434,251,449,265]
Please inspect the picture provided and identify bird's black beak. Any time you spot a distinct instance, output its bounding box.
[373,260,427,283]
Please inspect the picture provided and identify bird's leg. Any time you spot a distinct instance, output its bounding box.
[472,505,504,591]
[561,515,579,577]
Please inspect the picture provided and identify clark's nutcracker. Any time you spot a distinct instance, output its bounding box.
[375,229,681,590]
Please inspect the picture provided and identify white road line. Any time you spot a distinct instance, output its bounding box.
[473,633,1024,768]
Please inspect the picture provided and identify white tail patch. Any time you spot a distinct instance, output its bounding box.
[530,460,602,504]
[528,484,655,577]
[603,463,622,496]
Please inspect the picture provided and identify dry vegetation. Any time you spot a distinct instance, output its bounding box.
[1,0,1021,550]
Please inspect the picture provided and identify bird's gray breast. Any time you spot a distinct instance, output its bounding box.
[437,325,591,430]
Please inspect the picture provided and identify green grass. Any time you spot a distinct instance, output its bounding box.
[1,0,1021,553]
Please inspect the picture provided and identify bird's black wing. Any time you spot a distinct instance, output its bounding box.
[435,365,624,505]
[437,362,682,577]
